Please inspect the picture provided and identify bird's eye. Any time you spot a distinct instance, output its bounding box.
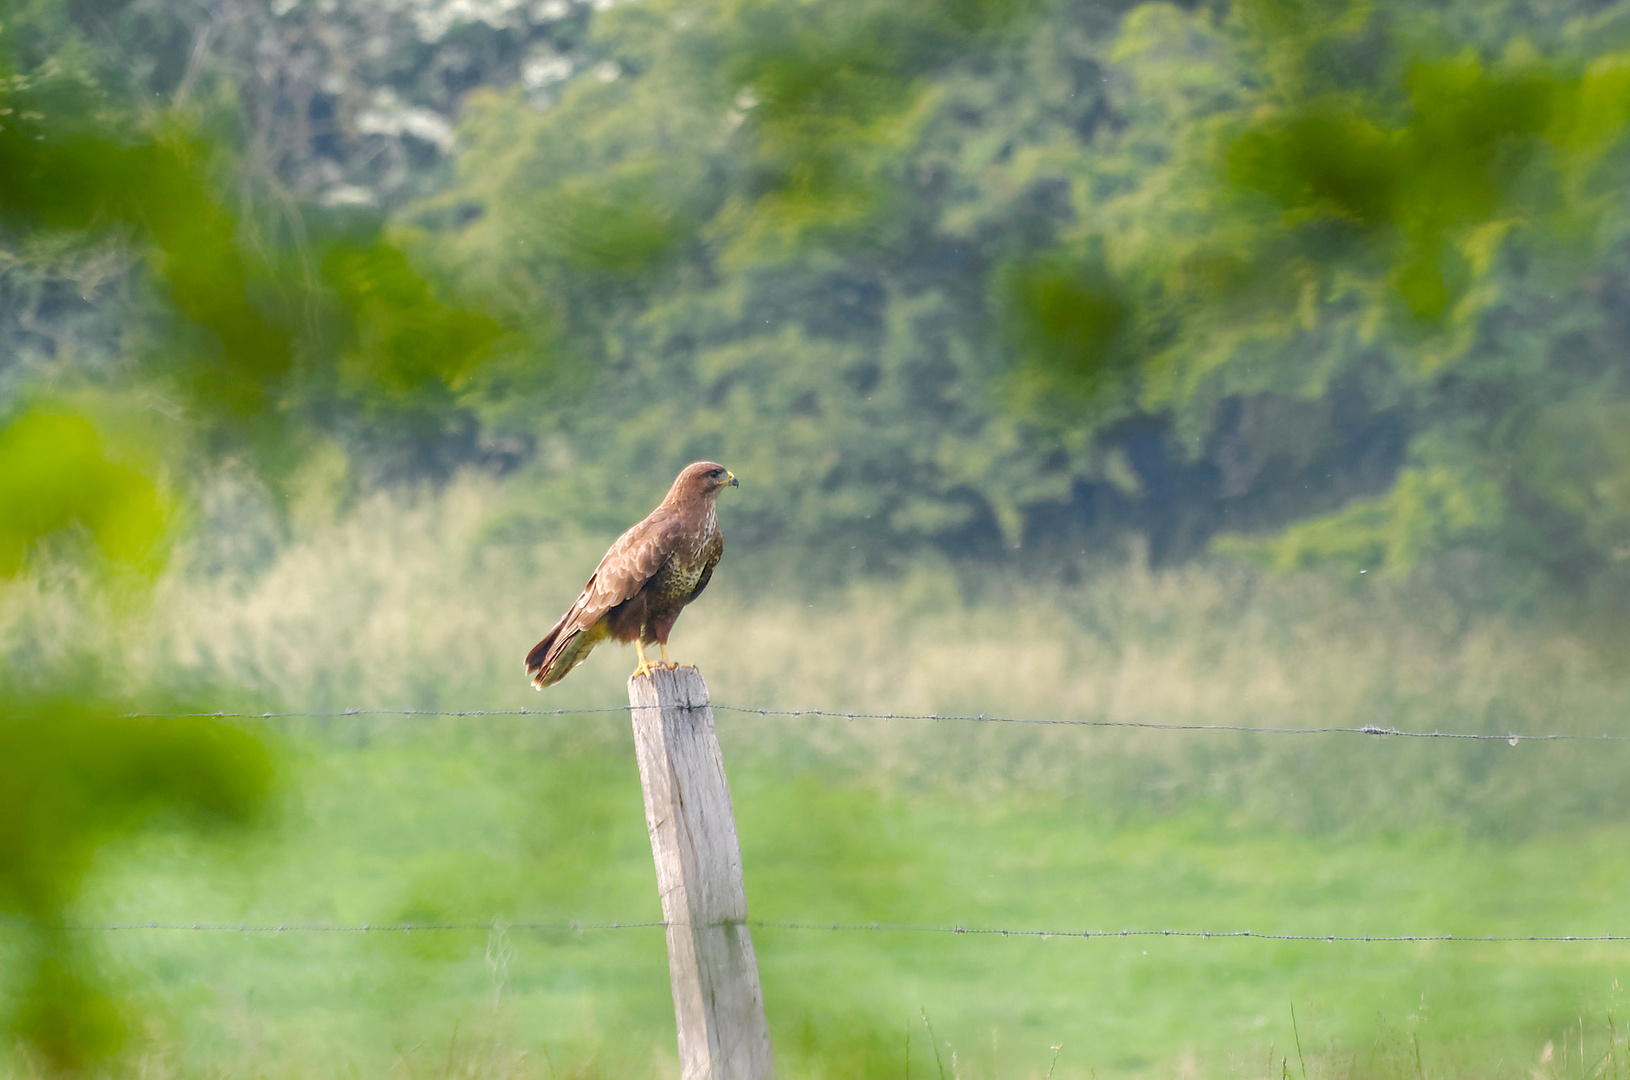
[708,469,722,478]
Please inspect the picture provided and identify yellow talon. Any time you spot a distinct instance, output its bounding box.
[633,640,656,680]
[660,642,679,669]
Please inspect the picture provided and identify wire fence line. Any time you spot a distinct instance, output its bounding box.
[11,701,1628,984]
[22,919,1630,944]
[111,704,1628,743]
[60,703,1626,955]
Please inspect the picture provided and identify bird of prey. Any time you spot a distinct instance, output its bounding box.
[525,461,738,688]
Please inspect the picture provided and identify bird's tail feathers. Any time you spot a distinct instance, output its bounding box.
[525,617,598,689]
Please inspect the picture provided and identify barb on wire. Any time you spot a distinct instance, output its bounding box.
[27,919,1630,943]
[108,703,1626,742]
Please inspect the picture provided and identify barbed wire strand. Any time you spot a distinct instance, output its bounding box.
[118,707,631,720]
[42,921,659,933]
[711,707,1624,742]
[112,704,1626,743]
[26,920,1630,943]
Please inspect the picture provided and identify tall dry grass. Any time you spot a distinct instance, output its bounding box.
[4,470,1628,833]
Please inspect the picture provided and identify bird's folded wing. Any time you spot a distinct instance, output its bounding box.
[564,510,681,630]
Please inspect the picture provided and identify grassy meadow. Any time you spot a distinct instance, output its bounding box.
[5,475,1630,1078]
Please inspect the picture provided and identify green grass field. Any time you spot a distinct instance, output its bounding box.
[65,722,1630,1079]
[6,478,1630,1078]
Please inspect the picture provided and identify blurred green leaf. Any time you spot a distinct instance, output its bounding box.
[0,121,294,416]
[0,693,274,1066]
[0,6,536,1066]
[323,239,511,398]
[997,249,1146,412]
[1222,54,1593,324]
[0,408,168,576]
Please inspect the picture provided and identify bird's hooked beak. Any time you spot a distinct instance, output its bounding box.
[726,471,738,487]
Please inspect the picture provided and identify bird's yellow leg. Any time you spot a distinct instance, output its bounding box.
[660,642,678,670]
[632,639,656,680]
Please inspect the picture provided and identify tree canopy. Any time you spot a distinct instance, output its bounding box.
[10,0,1630,592]
[395,0,1630,602]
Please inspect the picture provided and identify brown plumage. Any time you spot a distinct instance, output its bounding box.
[525,461,738,688]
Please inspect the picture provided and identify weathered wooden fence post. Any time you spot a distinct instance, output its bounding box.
[628,665,776,1080]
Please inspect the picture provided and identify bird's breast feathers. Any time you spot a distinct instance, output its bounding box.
[657,509,720,595]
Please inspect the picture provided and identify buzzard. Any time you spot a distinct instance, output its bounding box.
[525,461,738,688]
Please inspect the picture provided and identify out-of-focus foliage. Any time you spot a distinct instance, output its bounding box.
[0,0,530,1066]
[0,409,168,575]
[0,0,535,563]
[428,0,1153,561]
[322,238,510,398]
[0,693,272,1069]
[32,0,1630,597]
[1215,464,1506,576]
[1114,2,1630,596]
[15,0,1630,590]
[47,0,594,210]
[406,0,1630,600]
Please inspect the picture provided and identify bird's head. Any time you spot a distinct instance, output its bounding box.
[669,461,738,504]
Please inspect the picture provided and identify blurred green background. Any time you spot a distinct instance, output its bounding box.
[5,0,1630,1074]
